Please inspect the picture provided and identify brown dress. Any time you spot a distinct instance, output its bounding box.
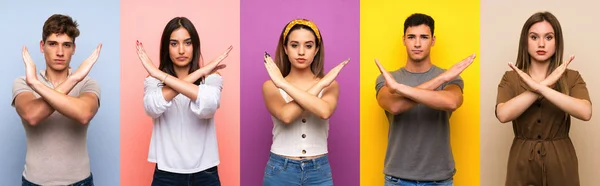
[496,70,591,186]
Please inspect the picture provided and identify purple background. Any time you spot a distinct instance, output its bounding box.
[240,0,360,185]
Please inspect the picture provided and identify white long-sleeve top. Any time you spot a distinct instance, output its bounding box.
[143,74,222,174]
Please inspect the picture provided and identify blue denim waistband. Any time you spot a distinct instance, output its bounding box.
[269,152,329,168]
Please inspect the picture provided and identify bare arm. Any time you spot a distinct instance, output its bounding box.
[495,91,539,123]
[377,74,448,114]
[375,55,474,114]
[14,76,82,126]
[392,84,463,111]
[278,81,340,120]
[262,80,328,124]
[498,58,592,122]
[16,45,101,125]
[29,80,99,125]
[262,53,347,121]
[136,41,232,101]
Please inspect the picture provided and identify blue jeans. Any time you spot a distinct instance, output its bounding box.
[151,165,220,186]
[263,152,333,186]
[384,175,453,186]
[22,173,93,186]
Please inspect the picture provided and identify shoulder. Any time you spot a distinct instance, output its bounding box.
[80,76,99,84]
[323,80,340,92]
[328,80,340,89]
[425,65,446,77]
[205,73,223,82]
[502,70,519,80]
[565,69,582,78]
[145,76,160,83]
[262,80,278,93]
[13,76,26,86]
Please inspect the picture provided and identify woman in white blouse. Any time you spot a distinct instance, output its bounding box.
[262,18,349,186]
[135,17,232,186]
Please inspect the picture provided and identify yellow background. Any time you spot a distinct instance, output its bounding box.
[360,0,481,185]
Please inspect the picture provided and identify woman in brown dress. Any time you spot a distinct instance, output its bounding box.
[495,12,592,186]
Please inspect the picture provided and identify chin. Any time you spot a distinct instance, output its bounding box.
[48,64,69,71]
[532,56,551,62]
[174,61,192,67]
[409,56,426,63]
[291,63,311,69]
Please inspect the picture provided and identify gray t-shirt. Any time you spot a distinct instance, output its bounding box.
[11,70,100,185]
[375,65,463,181]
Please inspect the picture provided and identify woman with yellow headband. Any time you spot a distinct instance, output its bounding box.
[261,19,349,185]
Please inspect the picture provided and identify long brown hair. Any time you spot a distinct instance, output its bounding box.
[274,19,325,78]
[159,17,204,85]
[516,12,568,95]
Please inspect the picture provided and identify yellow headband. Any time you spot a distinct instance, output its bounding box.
[283,19,321,42]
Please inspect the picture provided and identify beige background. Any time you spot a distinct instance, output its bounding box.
[481,0,600,185]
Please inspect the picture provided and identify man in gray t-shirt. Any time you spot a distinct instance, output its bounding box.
[374,13,475,185]
[11,14,101,186]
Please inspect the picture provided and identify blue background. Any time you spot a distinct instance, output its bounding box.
[0,0,120,185]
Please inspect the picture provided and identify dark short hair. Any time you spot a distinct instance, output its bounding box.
[404,13,435,36]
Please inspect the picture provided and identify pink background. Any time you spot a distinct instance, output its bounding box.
[120,0,240,185]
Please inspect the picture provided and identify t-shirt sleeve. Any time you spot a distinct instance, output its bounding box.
[496,71,514,105]
[568,70,591,103]
[11,77,31,107]
[80,78,101,105]
[375,74,386,97]
[443,75,464,93]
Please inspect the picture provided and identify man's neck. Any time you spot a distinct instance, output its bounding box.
[404,58,433,73]
[45,68,69,86]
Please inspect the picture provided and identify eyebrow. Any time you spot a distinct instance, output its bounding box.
[289,40,315,43]
[529,32,555,35]
[170,38,192,42]
[406,34,430,37]
[46,40,74,45]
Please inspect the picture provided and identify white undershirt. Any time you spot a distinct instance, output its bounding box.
[143,74,222,174]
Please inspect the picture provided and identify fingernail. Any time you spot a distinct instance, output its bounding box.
[265,51,271,57]
[263,59,267,64]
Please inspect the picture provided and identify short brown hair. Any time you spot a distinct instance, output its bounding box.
[42,14,80,42]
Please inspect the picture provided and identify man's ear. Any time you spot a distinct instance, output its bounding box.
[39,40,44,53]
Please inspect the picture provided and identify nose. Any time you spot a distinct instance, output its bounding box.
[414,38,421,48]
[538,38,545,48]
[178,44,185,54]
[298,46,305,56]
[56,45,64,57]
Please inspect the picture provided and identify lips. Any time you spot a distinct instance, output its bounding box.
[176,56,189,61]
[536,50,546,55]
[296,58,306,63]
[54,59,66,64]
[411,50,423,54]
